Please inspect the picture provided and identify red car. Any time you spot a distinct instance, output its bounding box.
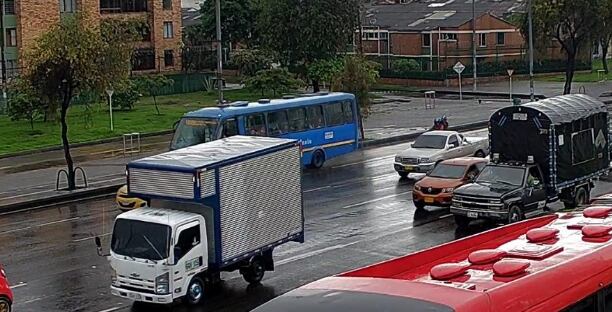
[0,264,12,312]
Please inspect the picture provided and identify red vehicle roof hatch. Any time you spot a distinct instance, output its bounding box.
[583,206,612,218]
[468,249,506,265]
[430,263,470,281]
[526,227,559,243]
[492,259,530,277]
[582,224,612,238]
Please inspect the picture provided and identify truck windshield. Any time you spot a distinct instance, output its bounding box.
[111,219,170,261]
[476,166,525,187]
[413,135,447,149]
[429,164,467,179]
[170,118,219,150]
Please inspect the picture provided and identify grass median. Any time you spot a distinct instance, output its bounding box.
[0,89,265,156]
[538,59,611,83]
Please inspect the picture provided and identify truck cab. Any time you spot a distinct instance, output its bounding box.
[451,160,548,227]
[110,208,209,305]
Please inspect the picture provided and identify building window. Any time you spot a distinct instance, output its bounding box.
[132,48,156,71]
[60,0,76,12]
[100,0,148,13]
[4,0,15,15]
[497,32,505,45]
[164,50,174,67]
[163,0,172,10]
[479,33,486,47]
[422,33,431,47]
[163,22,173,39]
[441,33,457,41]
[5,28,16,47]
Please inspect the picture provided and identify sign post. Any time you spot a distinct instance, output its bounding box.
[106,89,114,132]
[507,69,514,101]
[453,62,465,102]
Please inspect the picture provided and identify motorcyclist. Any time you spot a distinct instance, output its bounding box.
[432,115,449,130]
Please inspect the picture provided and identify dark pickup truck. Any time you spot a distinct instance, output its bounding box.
[451,94,610,227]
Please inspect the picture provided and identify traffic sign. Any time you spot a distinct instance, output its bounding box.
[453,62,465,74]
[507,69,514,76]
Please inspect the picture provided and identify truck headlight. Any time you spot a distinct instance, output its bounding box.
[489,199,501,204]
[395,156,401,163]
[155,272,170,295]
[443,187,454,193]
[419,158,430,163]
[111,268,118,286]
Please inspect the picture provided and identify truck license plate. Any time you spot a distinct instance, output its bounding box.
[404,165,413,171]
[467,212,478,218]
[425,197,434,203]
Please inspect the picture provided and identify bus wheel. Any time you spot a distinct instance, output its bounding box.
[310,150,325,169]
[186,277,204,305]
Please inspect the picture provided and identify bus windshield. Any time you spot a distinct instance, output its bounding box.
[111,219,170,261]
[171,118,219,150]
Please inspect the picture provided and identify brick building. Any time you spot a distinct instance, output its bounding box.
[358,0,567,72]
[2,0,182,77]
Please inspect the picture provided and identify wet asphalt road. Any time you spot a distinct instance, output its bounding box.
[3,128,612,312]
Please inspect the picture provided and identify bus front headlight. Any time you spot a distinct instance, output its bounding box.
[155,272,170,295]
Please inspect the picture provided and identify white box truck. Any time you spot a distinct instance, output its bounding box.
[95,136,304,305]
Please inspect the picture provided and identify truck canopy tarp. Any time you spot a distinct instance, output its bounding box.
[489,94,609,188]
[129,135,297,170]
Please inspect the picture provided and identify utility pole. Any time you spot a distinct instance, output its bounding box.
[215,0,223,104]
[472,0,477,91]
[0,0,7,104]
[528,0,535,101]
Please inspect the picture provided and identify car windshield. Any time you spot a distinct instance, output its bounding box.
[476,166,525,187]
[412,135,447,149]
[428,164,467,179]
[111,219,170,261]
[170,118,219,150]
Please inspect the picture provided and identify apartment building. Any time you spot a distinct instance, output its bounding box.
[1,0,181,77]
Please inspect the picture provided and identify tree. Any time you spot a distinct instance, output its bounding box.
[230,49,275,77]
[392,59,421,73]
[596,0,612,74]
[307,58,344,88]
[245,68,303,96]
[7,80,44,131]
[529,0,598,94]
[112,79,141,111]
[22,14,133,190]
[258,0,359,92]
[199,0,261,47]
[331,55,380,139]
[135,75,175,115]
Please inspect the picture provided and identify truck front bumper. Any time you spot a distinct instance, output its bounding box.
[394,162,435,174]
[111,286,173,304]
[450,206,508,220]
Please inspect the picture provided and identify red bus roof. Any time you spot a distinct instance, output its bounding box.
[257,208,612,312]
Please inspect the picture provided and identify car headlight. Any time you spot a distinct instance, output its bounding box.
[155,272,170,295]
[395,156,401,163]
[414,184,421,191]
[419,158,430,163]
[111,267,118,286]
[443,187,454,193]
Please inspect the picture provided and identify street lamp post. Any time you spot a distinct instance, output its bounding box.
[472,0,477,92]
[215,0,224,104]
[528,0,535,101]
[106,89,114,132]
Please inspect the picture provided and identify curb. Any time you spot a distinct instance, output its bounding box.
[362,120,489,148]
[1,121,492,212]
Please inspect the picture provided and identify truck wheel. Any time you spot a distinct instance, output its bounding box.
[186,277,204,305]
[0,297,11,312]
[310,150,325,169]
[507,205,523,224]
[241,258,265,285]
[474,150,486,158]
[414,200,425,210]
[564,187,589,209]
[398,172,408,179]
[454,215,470,228]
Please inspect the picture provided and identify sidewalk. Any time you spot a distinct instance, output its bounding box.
[0,93,536,212]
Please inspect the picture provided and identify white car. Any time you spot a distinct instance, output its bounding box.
[394,130,489,178]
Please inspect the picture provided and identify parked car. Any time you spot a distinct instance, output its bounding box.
[115,185,147,211]
[394,131,489,178]
[0,264,13,312]
[413,157,488,210]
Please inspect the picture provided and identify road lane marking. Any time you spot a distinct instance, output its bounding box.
[9,282,27,289]
[304,172,399,193]
[73,232,111,243]
[0,217,81,235]
[342,191,412,209]
[97,306,124,312]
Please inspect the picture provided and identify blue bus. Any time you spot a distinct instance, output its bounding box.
[170,92,359,168]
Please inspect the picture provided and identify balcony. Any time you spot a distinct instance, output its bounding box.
[100,0,148,14]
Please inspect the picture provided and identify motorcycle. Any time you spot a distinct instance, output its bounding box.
[432,115,449,130]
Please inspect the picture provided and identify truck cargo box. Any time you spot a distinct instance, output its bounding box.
[489,94,609,190]
[126,136,304,267]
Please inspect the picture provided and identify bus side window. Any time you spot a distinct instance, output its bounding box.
[324,102,344,126]
[342,101,354,123]
[222,118,238,138]
[267,110,289,136]
[306,105,324,129]
[246,113,267,136]
[287,108,306,132]
[561,292,598,312]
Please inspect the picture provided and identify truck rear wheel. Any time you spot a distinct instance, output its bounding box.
[454,215,470,228]
[186,277,204,305]
[241,258,265,285]
[563,187,589,209]
[507,205,523,224]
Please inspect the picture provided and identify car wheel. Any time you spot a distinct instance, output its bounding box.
[241,258,265,285]
[0,297,11,312]
[414,200,425,210]
[398,172,408,179]
[310,150,325,169]
[474,150,486,158]
[186,277,205,305]
[454,215,470,228]
[507,205,524,224]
